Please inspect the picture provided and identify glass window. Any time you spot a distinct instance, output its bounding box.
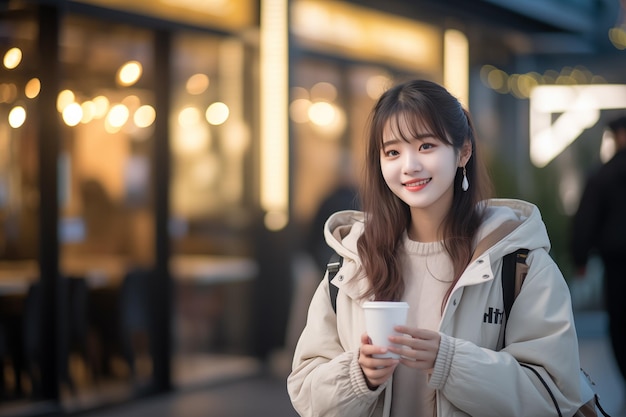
[290,57,403,227]
[0,9,41,411]
[58,14,156,410]
[169,32,258,388]
[0,11,39,261]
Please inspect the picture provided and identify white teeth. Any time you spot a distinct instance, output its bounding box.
[406,179,430,186]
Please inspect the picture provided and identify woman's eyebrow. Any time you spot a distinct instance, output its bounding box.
[382,138,401,148]
[382,132,435,147]
[413,133,436,140]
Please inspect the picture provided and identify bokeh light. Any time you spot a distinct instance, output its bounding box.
[308,101,335,126]
[105,104,130,132]
[57,89,75,112]
[206,102,230,125]
[8,106,26,128]
[25,78,40,99]
[310,81,337,102]
[289,98,311,123]
[186,73,210,95]
[3,47,22,69]
[179,106,201,126]
[0,83,18,103]
[63,102,83,127]
[117,61,143,87]
[480,64,606,99]
[134,105,156,128]
[92,95,110,119]
[81,101,96,123]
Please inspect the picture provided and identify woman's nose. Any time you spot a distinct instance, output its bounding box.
[403,152,422,173]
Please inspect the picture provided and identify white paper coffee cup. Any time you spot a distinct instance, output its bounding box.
[363,301,409,359]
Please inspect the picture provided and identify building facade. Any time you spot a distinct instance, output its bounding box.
[0,0,623,414]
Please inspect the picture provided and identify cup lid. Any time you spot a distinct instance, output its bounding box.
[363,301,409,309]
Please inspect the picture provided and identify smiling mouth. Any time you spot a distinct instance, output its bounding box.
[404,178,431,187]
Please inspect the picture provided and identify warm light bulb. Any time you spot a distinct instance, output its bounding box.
[186,73,210,95]
[25,78,41,99]
[106,104,130,128]
[8,106,26,128]
[63,102,83,126]
[308,101,335,126]
[117,61,143,86]
[134,105,156,128]
[92,95,110,119]
[3,47,22,69]
[205,102,230,125]
[81,101,96,123]
[57,89,75,112]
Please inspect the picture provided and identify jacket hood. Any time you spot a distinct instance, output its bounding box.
[323,210,365,264]
[478,198,551,259]
[323,198,552,266]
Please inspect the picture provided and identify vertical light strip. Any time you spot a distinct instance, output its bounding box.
[219,39,245,204]
[444,29,469,108]
[260,0,289,230]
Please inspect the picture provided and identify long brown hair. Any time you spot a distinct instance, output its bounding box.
[357,79,493,304]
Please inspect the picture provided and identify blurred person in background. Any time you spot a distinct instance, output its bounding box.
[306,150,361,274]
[571,114,626,387]
[284,152,360,365]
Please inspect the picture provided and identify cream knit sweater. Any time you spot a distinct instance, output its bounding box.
[392,236,451,417]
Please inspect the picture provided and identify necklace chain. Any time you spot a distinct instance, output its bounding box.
[427,271,454,283]
[425,254,454,283]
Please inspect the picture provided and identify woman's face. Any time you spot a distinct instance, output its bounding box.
[380,115,460,217]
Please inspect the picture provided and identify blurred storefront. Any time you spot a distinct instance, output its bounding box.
[0,0,622,415]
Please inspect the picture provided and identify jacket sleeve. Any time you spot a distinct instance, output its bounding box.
[429,249,584,417]
[287,274,386,417]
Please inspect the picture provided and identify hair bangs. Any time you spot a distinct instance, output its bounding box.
[381,105,453,149]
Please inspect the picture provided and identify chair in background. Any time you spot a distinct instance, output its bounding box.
[22,276,91,397]
[62,276,92,391]
[118,267,152,381]
[87,282,121,381]
[22,280,42,397]
[0,320,10,401]
[0,293,24,399]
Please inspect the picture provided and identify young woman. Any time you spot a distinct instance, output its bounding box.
[287,79,585,416]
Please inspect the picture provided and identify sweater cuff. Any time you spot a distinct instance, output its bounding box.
[428,333,454,389]
[349,351,387,397]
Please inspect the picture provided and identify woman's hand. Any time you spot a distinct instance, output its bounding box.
[358,333,399,389]
[388,326,441,371]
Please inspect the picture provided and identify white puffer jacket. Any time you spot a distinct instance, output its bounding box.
[287,199,585,417]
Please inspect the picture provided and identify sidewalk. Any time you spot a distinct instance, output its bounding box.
[78,310,625,417]
[575,309,626,417]
[76,372,297,417]
[570,259,626,416]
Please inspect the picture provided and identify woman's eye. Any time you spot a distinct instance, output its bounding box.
[386,149,399,157]
[419,143,435,151]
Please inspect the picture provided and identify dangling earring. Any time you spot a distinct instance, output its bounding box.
[462,167,469,191]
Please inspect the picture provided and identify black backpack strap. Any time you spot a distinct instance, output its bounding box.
[502,251,517,322]
[326,252,343,313]
[502,249,529,320]
[502,248,529,346]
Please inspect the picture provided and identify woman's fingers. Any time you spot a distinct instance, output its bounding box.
[358,326,441,386]
[359,332,399,388]
[388,326,441,370]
